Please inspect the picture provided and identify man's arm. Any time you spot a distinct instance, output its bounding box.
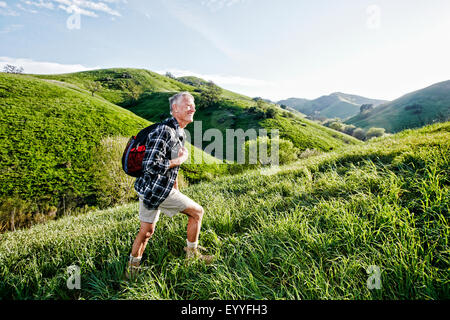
[169,147,188,169]
[142,126,189,176]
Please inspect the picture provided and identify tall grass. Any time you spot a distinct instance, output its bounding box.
[0,122,448,300]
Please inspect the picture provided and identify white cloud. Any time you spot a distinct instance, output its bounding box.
[20,0,124,18]
[0,1,19,16]
[23,0,54,10]
[201,0,244,12]
[0,57,100,74]
[16,3,38,14]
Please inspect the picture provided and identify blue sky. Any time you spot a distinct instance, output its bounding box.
[1,0,449,101]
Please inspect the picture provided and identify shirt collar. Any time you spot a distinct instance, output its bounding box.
[164,116,180,130]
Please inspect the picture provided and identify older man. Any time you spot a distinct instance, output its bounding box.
[128,92,213,276]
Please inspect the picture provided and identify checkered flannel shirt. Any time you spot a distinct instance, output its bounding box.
[134,117,186,210]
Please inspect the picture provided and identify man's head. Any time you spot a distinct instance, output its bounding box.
[169,92,196,128]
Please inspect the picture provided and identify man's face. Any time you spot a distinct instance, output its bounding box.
[173,96,196,125]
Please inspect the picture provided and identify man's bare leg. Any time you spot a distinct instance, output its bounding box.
[182,205,213,263]
[183,205,204,243]
[130,221,155,266]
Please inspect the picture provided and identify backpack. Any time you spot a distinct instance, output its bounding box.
[122,123,160,177]
[123,117,184,177]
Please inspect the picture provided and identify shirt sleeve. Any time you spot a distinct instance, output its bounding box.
[142,126,171,176]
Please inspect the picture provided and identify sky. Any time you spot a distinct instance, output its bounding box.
[1,0,450,101]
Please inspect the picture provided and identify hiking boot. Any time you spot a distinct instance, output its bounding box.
[184,246,214,264]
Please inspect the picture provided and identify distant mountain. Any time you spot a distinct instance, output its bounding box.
[278,97,310,110]
[279,93,387,120]
[345,80,450,133]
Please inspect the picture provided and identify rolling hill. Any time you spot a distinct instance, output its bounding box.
[35,68,361,160]
[0,73,221,231]
[345,80,450,133]
[279,93,387,120]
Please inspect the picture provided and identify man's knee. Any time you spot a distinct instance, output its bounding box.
[140,224,155,239]
[185,205,204,221]
[145,229,154,238]
[194,205,204,221]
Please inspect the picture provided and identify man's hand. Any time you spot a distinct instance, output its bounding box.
[169,147,189,168]
[178,147,189,163]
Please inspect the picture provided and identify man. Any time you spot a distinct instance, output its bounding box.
[128,92,213,277]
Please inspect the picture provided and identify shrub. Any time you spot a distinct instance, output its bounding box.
[329,121,345,132]
[366,127,386,139]
[344,124,357,135]
[352,128,366,140]
[244,136,300,167]
[91,136,138,208]
[265,107,278,119]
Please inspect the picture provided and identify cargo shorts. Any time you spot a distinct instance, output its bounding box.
[138,188,199,224]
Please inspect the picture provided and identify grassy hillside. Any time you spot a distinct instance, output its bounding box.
[0,73,221,230]
[346,80,450,133]
[281,93,387,120]
[0,122,448,299]
[35,68,195,106]
[35,69,361,157]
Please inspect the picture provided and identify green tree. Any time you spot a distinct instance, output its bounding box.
[85,81,102,97]
[200,81,222,108]
[165,72,176,79]
[120,81,143,102]
[2,64,24,74]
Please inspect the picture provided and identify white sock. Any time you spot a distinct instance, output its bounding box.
[129,255,142,264]
[186,239,198,249]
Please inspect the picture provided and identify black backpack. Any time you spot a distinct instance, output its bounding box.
[122,123,160,177]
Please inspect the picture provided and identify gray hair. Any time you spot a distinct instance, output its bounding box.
[169,92,194,115]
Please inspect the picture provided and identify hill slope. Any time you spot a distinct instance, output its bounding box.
[0,73,220,229]
[280,93,387,120]
[345,80,450,133]
[0,121,448,299]
[35,69,361,157]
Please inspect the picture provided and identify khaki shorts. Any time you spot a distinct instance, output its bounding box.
[139,188,199,224]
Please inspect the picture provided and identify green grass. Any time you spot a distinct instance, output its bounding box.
[1,122,448,299]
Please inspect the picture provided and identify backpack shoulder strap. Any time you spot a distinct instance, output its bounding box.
[135,123,160,144]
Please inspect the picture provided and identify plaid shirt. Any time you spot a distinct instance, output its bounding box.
[134,117,185,210]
